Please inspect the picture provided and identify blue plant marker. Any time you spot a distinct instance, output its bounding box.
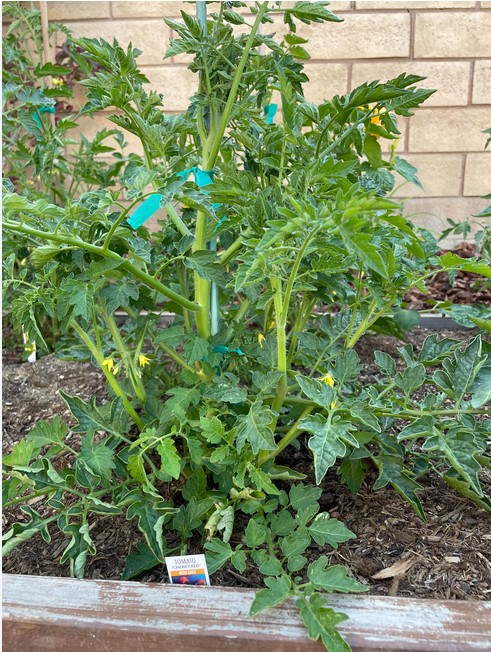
[264,103,278,124]
[127,193,163,229]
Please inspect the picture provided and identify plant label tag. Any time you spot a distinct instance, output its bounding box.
[165,554,210,586]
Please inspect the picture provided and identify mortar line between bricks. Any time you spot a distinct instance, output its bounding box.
[409,10,415,61]
[154,58,486,69]
[353,7,480,13]
[468,59,476,104]
[460,153,468,197]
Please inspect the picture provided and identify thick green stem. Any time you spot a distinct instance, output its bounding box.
[219,235,245,264]
[164,201,191,238]
[206,3,269,167]
[71,320,144,428]
[177,264,192,333]
[287,296,316,367]
[192,3,268,338]
[258,275,286,465]
[3,221,199,312]
[346,297,397,349]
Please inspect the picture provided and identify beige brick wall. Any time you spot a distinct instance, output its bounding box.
[17,1,491,243]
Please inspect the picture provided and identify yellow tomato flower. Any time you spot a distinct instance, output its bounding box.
[258,333,266,349]
[320,373,335,387]
[101,358,115,372]
[52,77,64,87]
[113,365,120,375]
[330,401,337,410]
[267,320,276,331]
[138,354,150,368]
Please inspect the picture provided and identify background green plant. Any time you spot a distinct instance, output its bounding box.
[3,3,490,651]
[2,0,129,350]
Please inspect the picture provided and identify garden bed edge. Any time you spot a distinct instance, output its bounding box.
[3,573,490,652]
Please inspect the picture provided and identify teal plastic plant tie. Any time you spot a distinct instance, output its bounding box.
[264,103,278,124]
[127,193,162,229]
[179,167,219,204]
[212,345,244,357]
[128,168,216,231]
[194,168,214,188]
[32,105,56,128]
[212,345,229,356]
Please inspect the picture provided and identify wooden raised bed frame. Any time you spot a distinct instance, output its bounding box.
[3,574,490,651]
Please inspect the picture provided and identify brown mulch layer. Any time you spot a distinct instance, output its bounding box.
[2,354,107,453]
[404,242,491,309]
[2,328,491,601]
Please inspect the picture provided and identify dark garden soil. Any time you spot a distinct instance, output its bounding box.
[3,325,490,601]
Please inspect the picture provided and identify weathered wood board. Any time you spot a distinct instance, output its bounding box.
[3,574,491,652]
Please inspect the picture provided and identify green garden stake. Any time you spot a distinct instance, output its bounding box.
[196,0,220,337]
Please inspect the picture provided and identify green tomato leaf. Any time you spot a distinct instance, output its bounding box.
[249,575,292,617]
[236,402,277,455]
[159,387,201,424]
[298,593,350,652]
[157,438,181,480]
[184,251,228,287]
[308,513,357,549]
[395,363,426,395]
[60,392,116,434]
[289,483,323,512]
[285,2,343,24]
[308,558,368,593]
[101,282,139,313]
[59,520,95,579]
[26,420,68,460]
[125,488,177,562]
[204,373,248,404]
[423,427,484,497]
[2,439,39,467]
[79,433,115,485]
[337,458,367,495]
[438,252,491,279]
[296,374,334,409]
[288,555,308,572]
[57,276,94,322]
[281,532,311,557]
[471,365,491,408]
[204,538,234,575]
[245,518,269,548]
[434,336,486,405]
[373,454,426,520]
[2,506,52,557]
[121,542,161,581]
[300,414,353,483]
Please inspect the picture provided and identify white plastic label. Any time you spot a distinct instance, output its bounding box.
[165,554,210,586]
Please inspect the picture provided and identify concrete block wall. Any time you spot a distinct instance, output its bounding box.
[22,2,491,240]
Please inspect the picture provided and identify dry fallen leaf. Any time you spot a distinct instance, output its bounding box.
[372,556,418,580]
